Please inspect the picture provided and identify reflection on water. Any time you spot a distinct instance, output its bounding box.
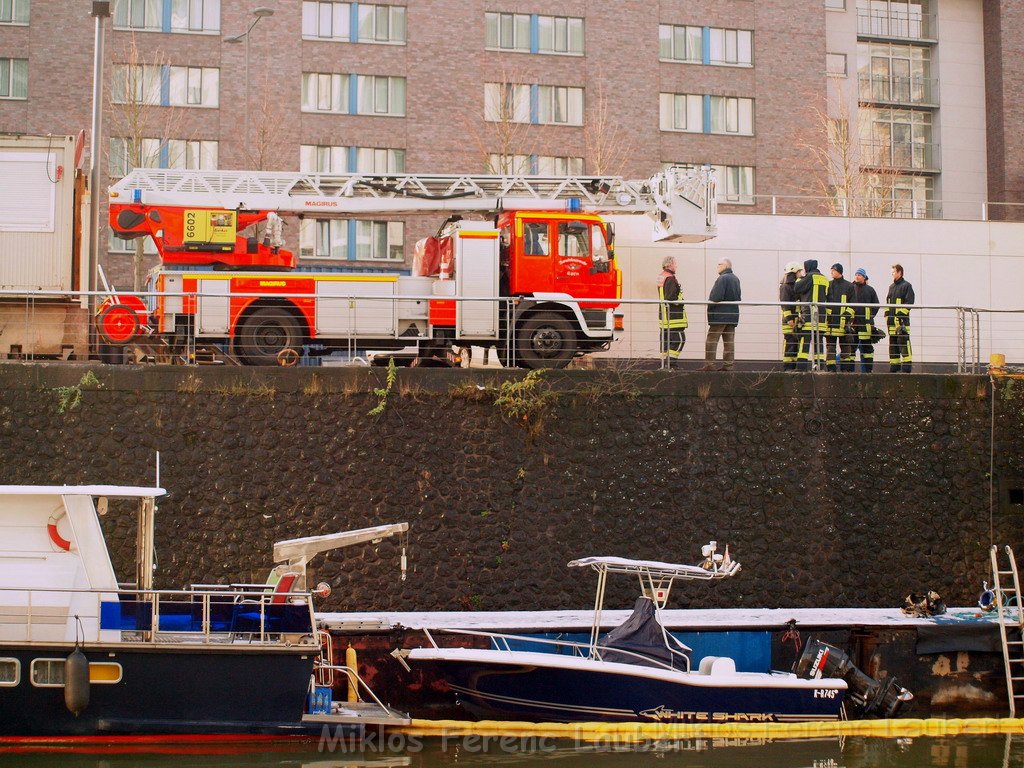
[0,733,1021,768]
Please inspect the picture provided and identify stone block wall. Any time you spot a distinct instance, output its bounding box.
[0,364,1021,613]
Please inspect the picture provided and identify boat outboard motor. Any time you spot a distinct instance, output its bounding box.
[795,638,913,718]
[64,648,90,716]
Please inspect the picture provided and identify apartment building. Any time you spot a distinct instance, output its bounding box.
[0,0,1014,286]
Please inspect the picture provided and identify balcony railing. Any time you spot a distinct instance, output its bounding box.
[858,73,938,108]
[860,139,940,173]
[857,8,936,42]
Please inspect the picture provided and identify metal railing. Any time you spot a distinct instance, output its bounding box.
[860,139,940,173]
[1,289,1022,374]
[857,8,936,41]
[0,584,318,645]
[858,73,938,107]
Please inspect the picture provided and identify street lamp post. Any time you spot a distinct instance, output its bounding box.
[224,6,274,165]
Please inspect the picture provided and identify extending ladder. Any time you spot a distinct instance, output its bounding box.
[991,545,1024,716]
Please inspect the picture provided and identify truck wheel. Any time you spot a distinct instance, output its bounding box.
[235,307,303,366]
[516,311,578,369]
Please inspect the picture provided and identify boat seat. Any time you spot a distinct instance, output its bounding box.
[698,656,736,676]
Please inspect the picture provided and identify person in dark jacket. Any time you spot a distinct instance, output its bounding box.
[656,255,687,367]
[850,268,880,373]
[825,263,856,372]
[703,258,741,371]
[779,262,802,371]
[793,259,829,371]
[886,263,915,372]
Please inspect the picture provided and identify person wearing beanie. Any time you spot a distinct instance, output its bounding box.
[886,264,916,372]
[779,262,802,371]
[656,255,687,367]
[825,263,856,372]
[792,259,828,370]
[851,268,880,372]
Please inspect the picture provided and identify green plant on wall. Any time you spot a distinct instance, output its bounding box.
[494,370,557,437]
[55,371,101,414]
[369,358,398,416]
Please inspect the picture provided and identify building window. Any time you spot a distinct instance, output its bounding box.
[0,57,27,99]
[356,220,403,260]
[300,144,347,173]
[537,85,583,126]
[825,0,846,8]
[487,154,583,175]
[709,96,754,135]
[535,155,584,175]
[112,0,220,33]
[860,107,934,171]
[355,75,405,116]
[110,137,217,179]
[0,0,30,23]
[485,12,530,52]
[30,659,64,687]
[168,66,218,107]
[110,231,159,254]
[302,1,350,39]
[354,147,405,172]
[301,72,349,113]
[112,64,218,107]
[357,3,405,43]
[707,28,753,66]
[669,163,755,205]
[485,13,582,55]
[0,659,19,686]
[659,93,702,132]
[659,24,702,63]
[484,82,530,123]
[826,53,848,76]
[858,42,933,106]
[300,219,404,260]
[857,0,931,40]
[536,15,583,55]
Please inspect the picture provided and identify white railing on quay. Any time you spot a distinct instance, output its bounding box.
[0,288,1021,372]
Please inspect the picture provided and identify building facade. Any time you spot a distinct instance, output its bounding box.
[0,0,1015,286]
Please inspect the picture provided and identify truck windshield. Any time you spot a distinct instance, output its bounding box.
[558,221,590,259]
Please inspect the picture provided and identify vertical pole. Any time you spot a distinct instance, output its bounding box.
[88,2,110,326]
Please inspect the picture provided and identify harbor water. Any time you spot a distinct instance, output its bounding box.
[1,733,1022,768]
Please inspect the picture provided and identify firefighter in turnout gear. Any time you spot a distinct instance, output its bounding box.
[851,268,880,373]
[793,259,829,371]
[886,263,915,372]
[825,263,856,372]
[779,262,802,371]
[657,255,687,366]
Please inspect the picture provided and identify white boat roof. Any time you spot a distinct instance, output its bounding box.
[568,556,739,580]
[0,485,166,498]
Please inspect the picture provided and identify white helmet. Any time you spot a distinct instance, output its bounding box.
[784,261,802,274]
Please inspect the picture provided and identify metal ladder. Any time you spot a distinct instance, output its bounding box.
[991,545,1024,716]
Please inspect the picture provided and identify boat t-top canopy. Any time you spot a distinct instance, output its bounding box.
[0,485,166,498]
[568,555,740,582]
[570,543,740,651]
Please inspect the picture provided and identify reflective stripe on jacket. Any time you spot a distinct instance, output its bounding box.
[794,271,830,331]
[657,270,688,329]
[885,277,915,333]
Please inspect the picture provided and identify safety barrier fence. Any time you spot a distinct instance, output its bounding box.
[0,289,1021,372]
[0,584,317,645]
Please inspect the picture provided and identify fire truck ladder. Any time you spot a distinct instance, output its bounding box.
[109,167,717,243]
[991,544,1024,716]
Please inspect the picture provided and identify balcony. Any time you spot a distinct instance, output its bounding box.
[858,73,938,108]
[860,140,940,173]
[857,9,937,43]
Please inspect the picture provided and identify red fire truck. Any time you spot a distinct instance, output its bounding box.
[100,169,716,367]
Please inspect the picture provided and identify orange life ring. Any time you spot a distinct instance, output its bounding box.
[47,511,72,552]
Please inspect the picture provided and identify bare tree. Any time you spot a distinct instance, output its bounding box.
[245,71,288,171]
[583,69,632,177]
[466,62,536,174]
[107,34,188,290]
[801,75,904,218]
